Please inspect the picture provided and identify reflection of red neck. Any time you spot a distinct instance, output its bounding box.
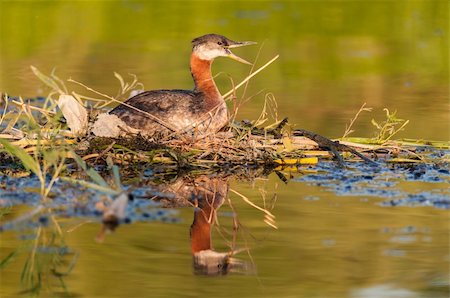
[190,206,214,253]
[190,53,221,110]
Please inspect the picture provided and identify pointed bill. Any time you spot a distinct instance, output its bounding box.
[225,49,253,65]
[225,41,257,65]
[227,41,257,48]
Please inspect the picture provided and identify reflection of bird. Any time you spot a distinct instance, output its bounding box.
[92,34,255,139]
[148,176,250,275]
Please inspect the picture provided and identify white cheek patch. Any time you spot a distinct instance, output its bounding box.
[195,45,226,60]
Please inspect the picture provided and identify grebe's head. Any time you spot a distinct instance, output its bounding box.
[191,34,256,65]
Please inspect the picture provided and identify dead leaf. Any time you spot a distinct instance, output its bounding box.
[57,94,88,136]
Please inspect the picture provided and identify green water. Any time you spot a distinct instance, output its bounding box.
[0,1,449,297]
[1,174,449,297]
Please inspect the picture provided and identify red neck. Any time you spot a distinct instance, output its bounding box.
[190,206,213,253]
[190,53,222,110]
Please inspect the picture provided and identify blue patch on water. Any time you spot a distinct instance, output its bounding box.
[382,191,450,209]
[294,155,450,209]
[0,175,180,232]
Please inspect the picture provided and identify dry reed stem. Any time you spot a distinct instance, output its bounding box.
[341,103,372,138]
[0,134,20,139]
[11,99,56,117]
[229,188,276,222]
[223,55,279,99]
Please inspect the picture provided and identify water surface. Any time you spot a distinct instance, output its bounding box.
[0,1,449,297]
[1,160,449,297]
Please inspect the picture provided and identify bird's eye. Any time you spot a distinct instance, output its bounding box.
[217,41,223,46]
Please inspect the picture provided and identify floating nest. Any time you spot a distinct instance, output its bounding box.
[0,67,449,178]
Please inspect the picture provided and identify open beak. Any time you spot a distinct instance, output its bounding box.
[225,41,257,65]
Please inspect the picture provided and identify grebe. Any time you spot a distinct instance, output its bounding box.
[91,34,256,139]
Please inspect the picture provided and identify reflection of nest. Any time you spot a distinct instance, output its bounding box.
[146,176,229,209]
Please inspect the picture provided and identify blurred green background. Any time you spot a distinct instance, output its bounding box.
[0,0,448,139]
[0,2,449,297]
